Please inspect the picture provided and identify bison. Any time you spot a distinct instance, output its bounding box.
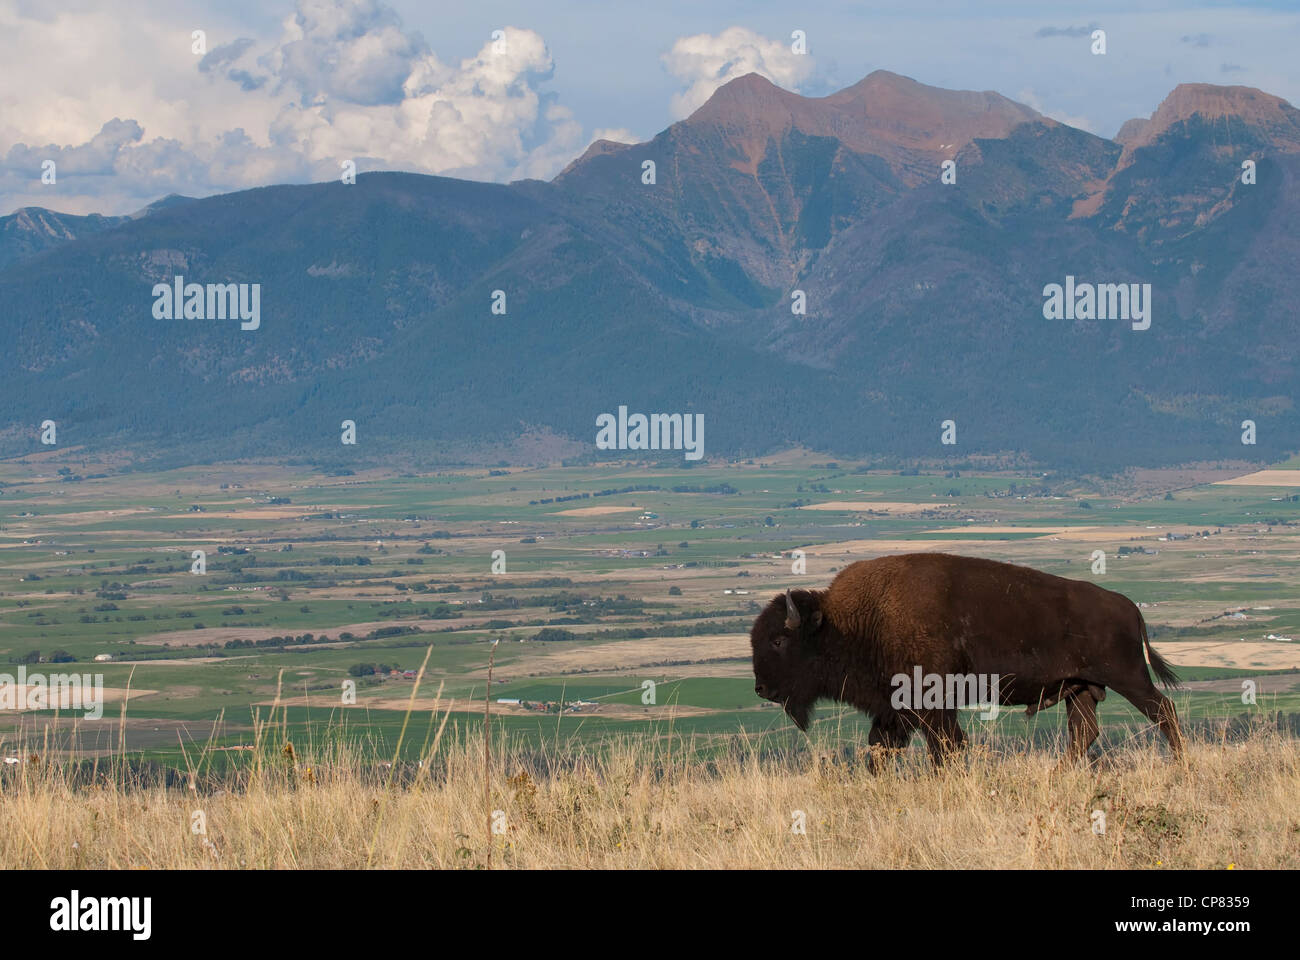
[750,552,1183,766]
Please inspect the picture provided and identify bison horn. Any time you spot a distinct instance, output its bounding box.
[784,589,801,630]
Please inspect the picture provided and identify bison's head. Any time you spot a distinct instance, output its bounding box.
[750,589,825,731]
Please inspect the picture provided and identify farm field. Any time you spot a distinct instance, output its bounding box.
[1,452,1298,769]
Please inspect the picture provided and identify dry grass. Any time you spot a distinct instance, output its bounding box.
[2,725,1297,869]
[1212,469,1300,487]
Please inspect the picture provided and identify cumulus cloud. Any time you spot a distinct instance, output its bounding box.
[199,38,266,91]
[271,0,424,105]
[0,0,589,215]
[661,26,813,119]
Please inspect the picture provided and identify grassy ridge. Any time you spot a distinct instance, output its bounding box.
[2,717,1295,868]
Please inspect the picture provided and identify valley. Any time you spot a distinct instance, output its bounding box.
[3,452,1298,766]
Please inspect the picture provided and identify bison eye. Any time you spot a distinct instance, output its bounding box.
[771,635,784,650]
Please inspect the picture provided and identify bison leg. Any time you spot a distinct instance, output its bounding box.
[1111,678,1185,759]
[919,710,966,767]
[865,712,912,774]
[1064,688,1101,764]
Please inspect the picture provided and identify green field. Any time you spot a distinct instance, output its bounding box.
[2,453,1299,765]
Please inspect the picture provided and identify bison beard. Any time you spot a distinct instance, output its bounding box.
[749,553,1184,766]
[783,694,814,733]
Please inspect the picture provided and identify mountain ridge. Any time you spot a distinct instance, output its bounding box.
[1,72,1296,470]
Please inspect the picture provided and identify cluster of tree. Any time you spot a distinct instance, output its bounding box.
[225,633,329,649]
[670,483,738,494]
[531,492,590,505]
[544,592,643,615]
[8,649,76,664]
[581,620,751,641]
[347,662,400,677]
[371,605,455,621]
[529,628,578,642]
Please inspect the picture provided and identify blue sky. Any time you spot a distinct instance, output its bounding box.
[2,0,1298,216]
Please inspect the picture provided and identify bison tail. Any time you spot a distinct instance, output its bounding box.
[1141,619,1181,689]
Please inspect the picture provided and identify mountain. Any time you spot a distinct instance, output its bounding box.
[1117,83,1300,156]
[0,207,128,270]
[554,71,1043,296]
[0,195,196,270]
[129,194,198,218]
[0,72,1296,469]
